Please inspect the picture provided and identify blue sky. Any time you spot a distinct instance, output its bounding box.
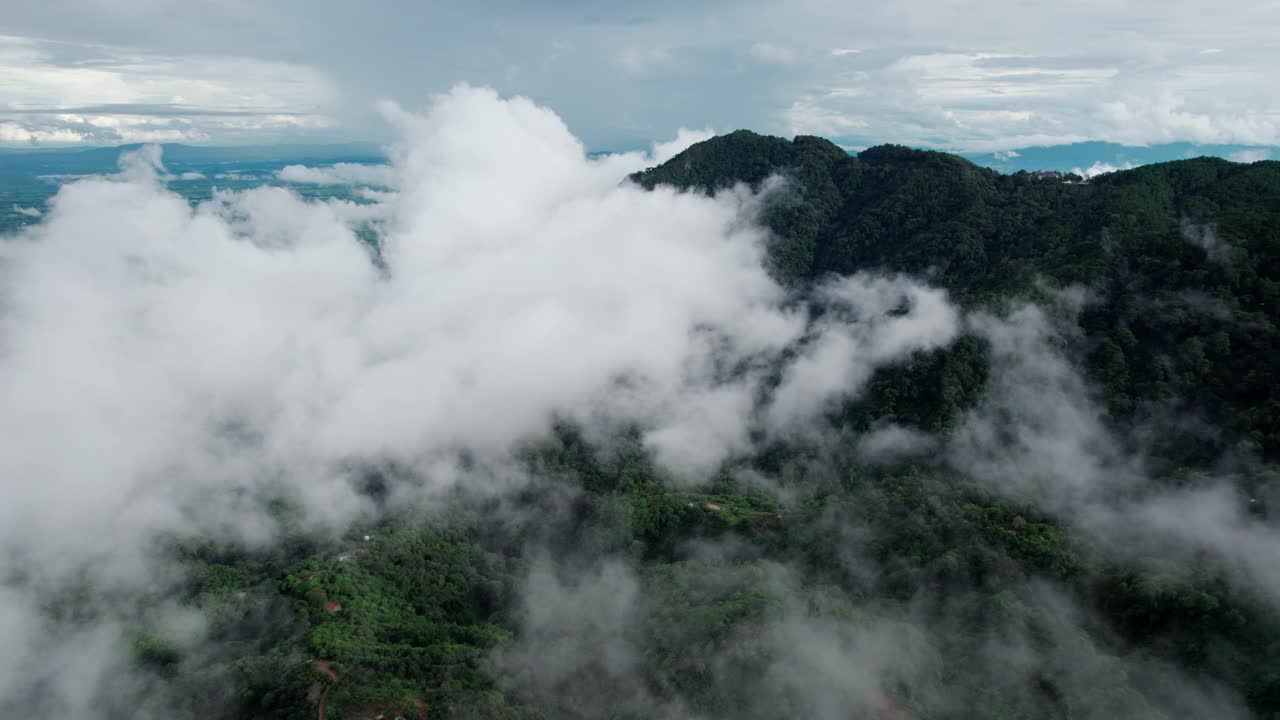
[2,0,1279,157]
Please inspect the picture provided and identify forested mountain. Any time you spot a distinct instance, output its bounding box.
[35,133,1280,720]
[636,132,1280,464]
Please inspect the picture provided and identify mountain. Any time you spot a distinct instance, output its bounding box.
[637,132,1280,464]
[22,132,1280,720]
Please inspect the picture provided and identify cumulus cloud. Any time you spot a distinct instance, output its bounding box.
[11,204,42,217]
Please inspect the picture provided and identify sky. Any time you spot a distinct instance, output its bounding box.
[2,1,1280,153]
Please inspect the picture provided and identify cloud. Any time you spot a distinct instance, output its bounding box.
[499,559,665,716]
[0,120,87,144]
[946,297,1280,612]
[856,423,938,464]
[11,204,42,217]
[767,274,959,431]
[948,303,1137,508]
[500,551,945,720]
[3,1,1280,150]
[785,51,1110,150]
[276,162,397,187]
[1228,148,1271,162]
[1071,159,1137,178]
[5,3,1280,150]
[1097,91,1280,146]
[1181,218,1235,262]
[0,35,336,145]
[783,42,1280,151]
[647,127,716,164]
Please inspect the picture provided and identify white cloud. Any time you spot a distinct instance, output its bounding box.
[1071,160,1137,178]
[1097,91,1280,146]
[1228,148,1271,163]
[0,120,87,144]
[784,39,1280,151]
[647,127,716,164]
[11,205,42,218]
[277,162,397,187]
[767,274,959,431]
[785,97,871,137]
[0,35,336,145]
